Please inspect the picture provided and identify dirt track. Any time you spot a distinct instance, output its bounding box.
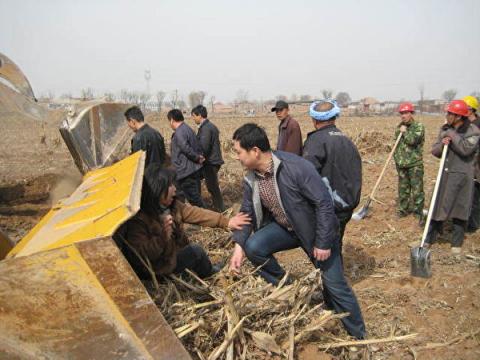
[1,110,479,359]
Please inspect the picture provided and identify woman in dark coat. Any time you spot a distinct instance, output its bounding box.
[425,100,480,252]
[117,164,250,279]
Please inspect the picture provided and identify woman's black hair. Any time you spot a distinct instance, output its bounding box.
[140,163,176,215]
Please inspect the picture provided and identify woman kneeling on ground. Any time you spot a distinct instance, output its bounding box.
[118,163,251,280]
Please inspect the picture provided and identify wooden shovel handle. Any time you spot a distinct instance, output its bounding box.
[368,132,403,199]
[420,144,449,247]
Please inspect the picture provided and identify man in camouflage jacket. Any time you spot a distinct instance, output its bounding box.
[393,103,425,221]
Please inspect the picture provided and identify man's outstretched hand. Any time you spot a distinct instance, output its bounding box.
[228,212,251,230]
[229,243,245,273]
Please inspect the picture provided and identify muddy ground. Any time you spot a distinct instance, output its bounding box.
[1,109,479,359]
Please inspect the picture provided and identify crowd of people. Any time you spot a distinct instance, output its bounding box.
[116,96,480,339]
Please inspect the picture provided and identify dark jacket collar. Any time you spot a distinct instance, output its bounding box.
[306,123,337,137]
[137,123,150,133]
[457,120,470,134]
[199,118,209,129]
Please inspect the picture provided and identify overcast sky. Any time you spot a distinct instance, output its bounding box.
[1,0,479,103]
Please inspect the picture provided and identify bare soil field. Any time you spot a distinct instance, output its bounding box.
[1,109,479,359]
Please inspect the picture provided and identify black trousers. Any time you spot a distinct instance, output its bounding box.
[425,218,466,247]
[178,170,205,208]
[203,164,225,212]
[173,244,213,278]
[467,182,480,232]
[336,210,353,263]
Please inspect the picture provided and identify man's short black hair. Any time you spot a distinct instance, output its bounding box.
[191,105,208,119]
[232,123,271,152]
[167,109,184,122]
[124,106,144,122]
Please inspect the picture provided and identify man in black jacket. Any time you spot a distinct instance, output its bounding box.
[464,95,480,233]
[229,123,366,340]
[167,109,205,208]
[303,100,362,259]
[192,105,225,212]
[125,106,167,167]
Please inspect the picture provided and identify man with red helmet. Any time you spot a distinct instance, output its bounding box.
[424,100,480,253]
[393,102,425,223]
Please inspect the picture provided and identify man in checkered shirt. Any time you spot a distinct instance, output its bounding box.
[229,123,366,340]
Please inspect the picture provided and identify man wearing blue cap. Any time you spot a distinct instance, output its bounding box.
[303,100,362,260]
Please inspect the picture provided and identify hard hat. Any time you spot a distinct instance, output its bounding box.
[446,100,469,117]
[462,95,478,111]
[309,100,340,121]
[398,102,414,113]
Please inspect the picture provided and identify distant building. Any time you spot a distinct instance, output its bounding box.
[213,102,234,114]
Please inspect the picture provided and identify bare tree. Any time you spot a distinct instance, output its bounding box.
[128,91,140,105]
[103,92,115,102]
[60,92,72,100]
[235,89,249,104]
[335,92,351,108]
[321,89,333,99]
[299,94,312,102]
[120,89,129,103]
[209,95,215,113]
[290,93,298,102]
[188,90,208,108]
[442,89,457,102]
[47,90,55,100]
[418,84,425,113]
[138,92,151,111]
[470,91,480,99]
[275,95,288,101]
[170,89,179,108]
[177,97,187,111]
[156,91,166,112]
[39,91,55,102]
[80,88,94,101]
[198,90,207,105]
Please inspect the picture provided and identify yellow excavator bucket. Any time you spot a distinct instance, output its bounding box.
[8,150,145,258]
[0,151,191,359]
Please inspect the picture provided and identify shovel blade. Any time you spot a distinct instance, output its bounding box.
[411,246,432,278]
[352,203,369,221]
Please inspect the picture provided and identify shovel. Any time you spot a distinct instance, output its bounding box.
[352,132,403,220]
[411,144,448,278]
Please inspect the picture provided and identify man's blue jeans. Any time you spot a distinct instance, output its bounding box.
[243,221,366,339]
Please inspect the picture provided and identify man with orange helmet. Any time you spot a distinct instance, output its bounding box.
[393,102,425,222]
[463,95,480,233]
[424,100,480,253]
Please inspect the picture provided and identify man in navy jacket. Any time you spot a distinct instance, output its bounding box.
[229,123,366,339]
[167,109,205,208]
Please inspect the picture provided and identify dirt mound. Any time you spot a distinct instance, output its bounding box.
[0,109,75,185]
[0,174,59,244]
[351,130,394,155]
[0,174,58,204]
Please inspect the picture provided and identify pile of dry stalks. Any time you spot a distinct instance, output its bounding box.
[143,227,416,359]
[351,130,393,155]
[152,265,348,359]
